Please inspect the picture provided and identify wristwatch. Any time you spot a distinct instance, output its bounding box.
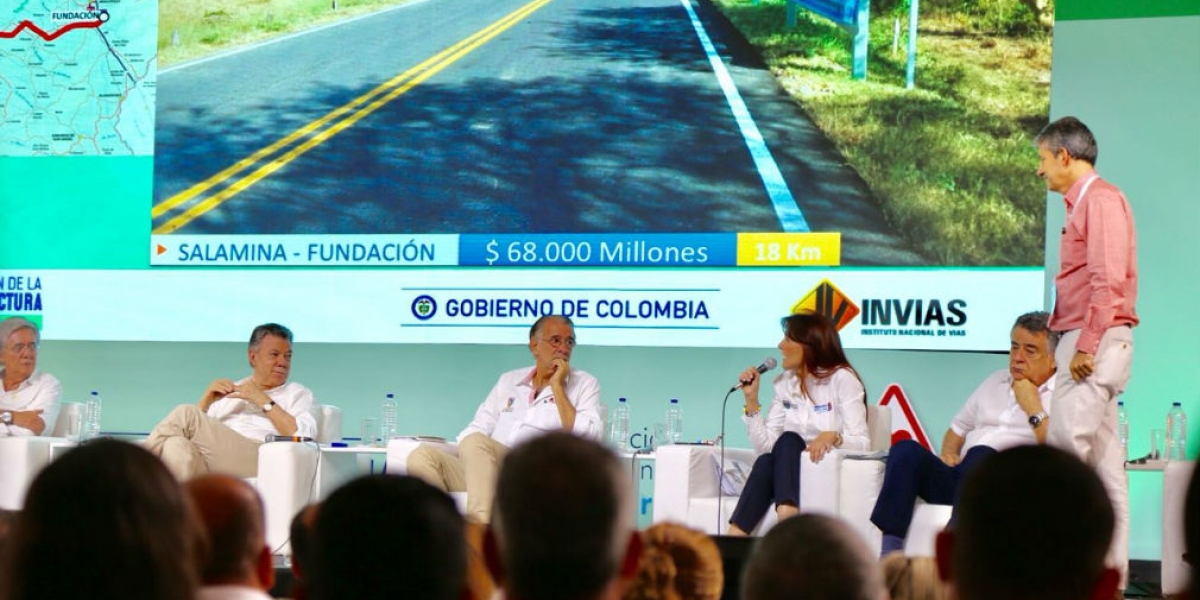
[263,401,276,412]
[1,411,11,425]
[1028,411,1048,428]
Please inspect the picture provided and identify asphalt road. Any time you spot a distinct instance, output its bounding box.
[152,0,924,265]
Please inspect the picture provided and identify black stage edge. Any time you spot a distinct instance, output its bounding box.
[712,535,757,600]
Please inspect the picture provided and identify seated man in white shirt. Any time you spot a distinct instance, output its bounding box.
[0,316,61,437]
[870,311,1057,555]
[407,315,603,523]
[145,323,318,480]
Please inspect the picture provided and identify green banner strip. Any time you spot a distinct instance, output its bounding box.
[1057,0,1200,21]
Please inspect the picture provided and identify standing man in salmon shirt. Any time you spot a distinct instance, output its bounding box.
[1035,116,1137,595]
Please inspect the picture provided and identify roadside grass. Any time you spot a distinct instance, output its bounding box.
[158,0,414,66]
[713,0,1051,265]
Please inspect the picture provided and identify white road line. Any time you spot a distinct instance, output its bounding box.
[679,0,810,232]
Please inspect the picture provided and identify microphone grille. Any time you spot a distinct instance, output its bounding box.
[763,357,778,370]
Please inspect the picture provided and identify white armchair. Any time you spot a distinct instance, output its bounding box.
[0,402,83,510]
[255,404,342,555]
[653,405,891,548]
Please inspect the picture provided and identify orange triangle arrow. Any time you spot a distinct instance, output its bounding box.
[156,244,167,255]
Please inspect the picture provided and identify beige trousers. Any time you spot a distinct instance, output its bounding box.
[1048,327,1133,588]
[143,404,261,480]
[406,432,507,523]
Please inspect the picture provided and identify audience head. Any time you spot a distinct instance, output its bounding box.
[623,522,723,600]
[0,439,201,600]
[309,474,466,600]
[881,553,948,600]
[185,474,273,590]
[288,503,320,588]
[488,432,642,600]
[0,316,41,384]
[740,513,884,600]
[935,445,1117,600]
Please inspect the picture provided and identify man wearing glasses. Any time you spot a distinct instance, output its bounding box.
[0,317,61,437]
[407,314,603,523]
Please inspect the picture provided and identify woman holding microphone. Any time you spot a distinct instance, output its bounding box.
[727,311,870,536]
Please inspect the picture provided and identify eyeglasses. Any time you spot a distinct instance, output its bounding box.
[541,335,576,348]
[7,342,39,353]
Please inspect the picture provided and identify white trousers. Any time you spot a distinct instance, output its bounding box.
[1048,326,1133,588]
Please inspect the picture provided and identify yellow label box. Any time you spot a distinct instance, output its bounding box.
[736,233,841,266]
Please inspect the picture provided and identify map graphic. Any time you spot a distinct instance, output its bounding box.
[1,0,157,156]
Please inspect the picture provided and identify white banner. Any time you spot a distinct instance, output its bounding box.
[2,268,1043,351]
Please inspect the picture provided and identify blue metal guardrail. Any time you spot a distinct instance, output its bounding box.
[785,0,870,80]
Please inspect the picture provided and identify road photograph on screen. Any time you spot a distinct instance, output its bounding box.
[1,0,1054,349]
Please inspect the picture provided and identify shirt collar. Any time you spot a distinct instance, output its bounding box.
[0,369,38,393]
[1062,170,1099,210]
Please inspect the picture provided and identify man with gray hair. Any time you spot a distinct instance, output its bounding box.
[870,311,1057,555]
[485,432,641,600]
[145,323,317,480]
[407,315,602,523]
[741,513,885,600]
[0,316,60,437]
[1036,115,1136,592]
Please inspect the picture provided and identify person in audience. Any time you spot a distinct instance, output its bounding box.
[740,513,885,600]
[1185,461,1199,599]
[144,323,318,480]
[407,314,602,523]
[623,522,723,600]
[0,316,61,437]
[485,432,642,600]
[727,311,870,536]
[464,520,498,600]
[1037,116,1136,591]
[880,553,948,600]
[935,445,1118,600]
[185,474,275,600]
[869,311,1056,554]
[308,474,466,600]
[287,503,319,600]
[0,439,202,600]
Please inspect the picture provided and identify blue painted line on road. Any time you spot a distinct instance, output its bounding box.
[679,0,810,233]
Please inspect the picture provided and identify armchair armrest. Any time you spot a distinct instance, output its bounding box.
[257,440,321,555]
[653,445,758,533]
[0,436,60,510]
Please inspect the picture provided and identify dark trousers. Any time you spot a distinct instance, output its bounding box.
[869,440,997,537]
[729,432,806,533]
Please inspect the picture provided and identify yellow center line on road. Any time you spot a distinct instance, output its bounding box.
[152,0,556,233]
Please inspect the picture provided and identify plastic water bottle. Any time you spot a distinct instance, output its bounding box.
[1116,401,1129,461]
[380,393,397,443]
[665,398,683,444]
[1166,401,1187,460]
[84,391,102,440]
[611,397,630,453]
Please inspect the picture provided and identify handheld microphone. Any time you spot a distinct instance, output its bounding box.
[729,357,778,392]
[264,434,315,443]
